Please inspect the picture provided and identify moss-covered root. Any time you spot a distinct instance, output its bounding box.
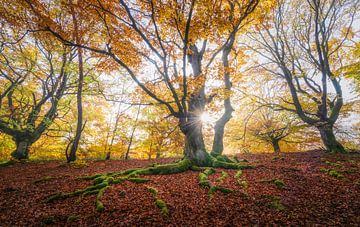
[126,159,192,177]
[146,186,169,216]
[46,181,109,203]
[213,158,253,169]
[198,167,216,188]
[155,199,169,216]
[0,160,16,167]
[216,171,228,184]
[234,170,248,188]
[198,168,233,201]
[96,186,108,212]
[78,159,192,180]
[209,186,233,197]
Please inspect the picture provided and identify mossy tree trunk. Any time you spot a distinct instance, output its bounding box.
[11,138,32,160]
[182,120,212,167]
[317,124,346,153]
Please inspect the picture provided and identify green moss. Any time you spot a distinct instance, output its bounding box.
[96,186,108,212]
[190,165,202,171]
[94,175,107,184]
[112,177,127,184]
[67,215,80,223]
[155,199,169,216]
[82,189,100,197]
[234,170,243,179]
[216,171,228,183]
[238,180,248,188]
[320,167,329,173]
[45,192,65,203]
[0,160,15,167]
[342,168,357,174]
[87,182,109,191]
[324,161,343,168]
[127,159,192,177]
[268,196,285,211]
[215,155,234,163]
[230,157,240,163]
[212,186,233,194]
[213,159,253,169]
[70,160,89,168]
[127,177,150,183]
[208,186,233,199]
[96,200,104,212]
[33,176,54,184]
[147,186,158,196]
[199,168,216,188]
[272,179,285,189]
[199,173,211,188]
[328,169,344,179]
[258,195,285,211]
[203,167,216,176]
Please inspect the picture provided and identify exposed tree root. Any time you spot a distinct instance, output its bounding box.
[216,171,228,183]
[198,168,233,201]
[46,156,252,211]
[146,186,169,216]
[0,160,16,167]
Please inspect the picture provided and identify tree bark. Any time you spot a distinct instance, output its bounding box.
[67,4,84,163]
[125,105,141,160]
[180,44,212,166]
[271,139,280,154]
[317,124,346,153]
[11,138,32,160]
[211,35,235,156]
[67,47,84,162]
[180,116,212,167]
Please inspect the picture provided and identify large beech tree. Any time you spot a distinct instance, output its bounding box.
[0,32,74,159]
[246,0,359,153]
[5,0,274,165]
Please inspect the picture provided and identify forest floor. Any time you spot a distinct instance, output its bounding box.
[1,150,360,226]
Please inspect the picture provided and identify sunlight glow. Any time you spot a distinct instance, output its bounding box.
[200,112,214,124]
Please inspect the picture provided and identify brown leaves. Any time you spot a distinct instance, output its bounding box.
[1,151,360,225]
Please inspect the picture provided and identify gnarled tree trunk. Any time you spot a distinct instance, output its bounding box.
[317,124,346,153]
[11,137,32,160]
[181,118,212,167]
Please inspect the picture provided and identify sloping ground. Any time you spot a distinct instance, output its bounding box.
[0,150,360,226]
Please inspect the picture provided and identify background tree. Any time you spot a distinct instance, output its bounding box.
[248,108,303,154]
[0,31,74,159]
[244,0,359,153]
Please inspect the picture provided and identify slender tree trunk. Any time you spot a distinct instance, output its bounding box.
[156,148,161,159]
[11,138,31,160]
[211,35,235,156]
[105,152,111,160]
[67,47,84,162]
[125,105,141,160]
[271,139,280,154]
[67,4,84,163]
[317,124,346,153]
